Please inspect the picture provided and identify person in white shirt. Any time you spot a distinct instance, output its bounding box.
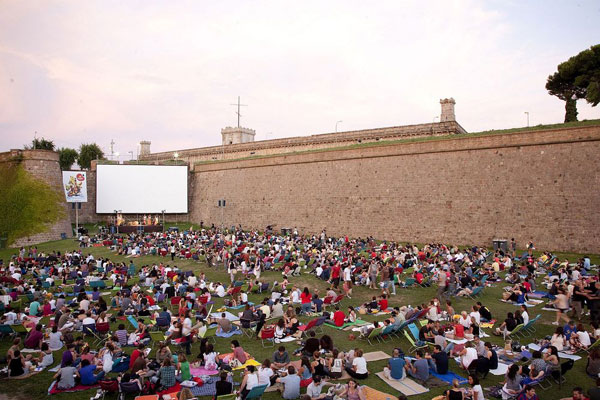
[215,284,225,298]
[460,344,478,370]
[520,305,530,326]
[258,361,274,387]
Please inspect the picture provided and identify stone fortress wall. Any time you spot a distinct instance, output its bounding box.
[0,149,72,246]
[190,125,600,253]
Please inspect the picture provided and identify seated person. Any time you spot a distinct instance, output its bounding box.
[276,366,301,400]
[383,348,406,380]
[404,350,429,383]
[272,346,290,370]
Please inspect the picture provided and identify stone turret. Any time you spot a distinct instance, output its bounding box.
[221,127,256,145]
[139,141,151,156]
[440,98,456,122]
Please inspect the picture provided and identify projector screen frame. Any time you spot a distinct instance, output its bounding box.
[95,164,189,214]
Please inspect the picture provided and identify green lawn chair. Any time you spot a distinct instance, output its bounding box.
[11,324,29,336]
[149,330,166,349]
[246,384,268,400]
[505,323,524,340]
[200,326,218,344]
[217,395,237,400]
[362,326,383,346]
[403,330,429,353]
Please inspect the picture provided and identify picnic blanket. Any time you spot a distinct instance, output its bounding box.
[190,367,220,376]
[489,363,510,376]
[500,299,543,308]
[374,372,429,396]
[529,291,549,299]
[190,375,235,397]
[210,311,240,322]
[527,343,582,361]
[363,351,391,362]
[325,319,369,330]
[227,302,254,309]
[156,382,182,396]
[480,319,497,329]
[215,328,242,338]
[430,371,468,385]
[48,382,100,395]
[360,385,397,400]
[6,370,43,380]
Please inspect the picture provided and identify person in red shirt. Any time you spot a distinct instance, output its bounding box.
[129,343,145,370]
[378,294,388,311]
[331,306,346,327]
[331,264,341,288]
[300,287,312,314]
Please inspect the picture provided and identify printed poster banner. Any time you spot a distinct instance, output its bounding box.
[62,171,88,202]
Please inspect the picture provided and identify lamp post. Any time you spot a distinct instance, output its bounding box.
[335,120,343,133]
[524,112,530,127]
[128,151,134,162]
[173,152,179,165]
[161,209,166,232]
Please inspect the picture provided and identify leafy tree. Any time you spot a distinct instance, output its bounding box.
[78,143,105,169]
[25,137,55,151]
[546,44,600,122]
[58,147,78,170]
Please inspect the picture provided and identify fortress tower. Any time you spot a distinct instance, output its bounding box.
[221,127,256,145]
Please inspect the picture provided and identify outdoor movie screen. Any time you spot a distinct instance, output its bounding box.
[96,165,188,214]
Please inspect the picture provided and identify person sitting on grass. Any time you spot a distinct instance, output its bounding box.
[404,350,429,383]
[383,348,406,380]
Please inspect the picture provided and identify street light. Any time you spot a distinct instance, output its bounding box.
[524,112,530,127]
[128,151,134,161]
[335,120,343,133]
[161,209,166,231]
[173,152,179,165]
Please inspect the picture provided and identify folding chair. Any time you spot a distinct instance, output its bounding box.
[240,318,256,338]
[332,295,344,306]
[362,326,383,346]
[522,314,541,335]
[99,379,120,400]
[200,326,218,344]
[322,296,333,310]
[380,324,395,341]
[260,327,275,347]
[11,324,29,336]
[505,324,524,340]
[149,331,166,349]
[217,394,237,400]
[403,330,428,353]
[467,286,484,300]
[245,384,268,400]
[119,380,142,399]
[297,319,318,337]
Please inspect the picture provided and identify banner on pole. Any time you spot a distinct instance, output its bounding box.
[62,171,88,202]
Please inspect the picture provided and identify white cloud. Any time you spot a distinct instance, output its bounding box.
[0,0,598,154]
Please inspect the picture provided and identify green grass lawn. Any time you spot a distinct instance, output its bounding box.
[0,236,598,400]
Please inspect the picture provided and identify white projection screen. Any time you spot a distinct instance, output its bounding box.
[96,165,188,213]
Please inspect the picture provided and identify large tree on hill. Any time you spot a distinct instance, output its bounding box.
[78,143,105,169]
[546,44,600,122]
[58,147,78,170]
[25,137,55,151]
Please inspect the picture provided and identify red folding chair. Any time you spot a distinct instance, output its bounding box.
[332,295,344,306]
[322,296,333,310]
[297,318,318,337]
[260,327,275,347]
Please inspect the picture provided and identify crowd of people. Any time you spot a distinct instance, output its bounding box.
[0,226,598,400]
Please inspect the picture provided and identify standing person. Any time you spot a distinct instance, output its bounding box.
[368,262,378,290]
[510,238,517,258]
[343,264,353,298]
[436,270,447,301]
[388,262,397,296]
[182,310,193,355]
[552,289,571,326]
[170,244,176,261]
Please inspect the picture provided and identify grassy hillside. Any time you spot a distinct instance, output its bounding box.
[0,161,65,247]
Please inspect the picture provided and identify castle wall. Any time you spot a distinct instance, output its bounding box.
[190,125,600,253]
[0,150,73,246]
[141,121,466,164]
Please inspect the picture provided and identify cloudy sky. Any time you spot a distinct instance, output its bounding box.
[1,1,599,157]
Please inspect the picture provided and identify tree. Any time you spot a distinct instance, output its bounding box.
[78,143,105,169]
[58,147,78,170]
[25,137,55,151]
[546,44,600,122]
